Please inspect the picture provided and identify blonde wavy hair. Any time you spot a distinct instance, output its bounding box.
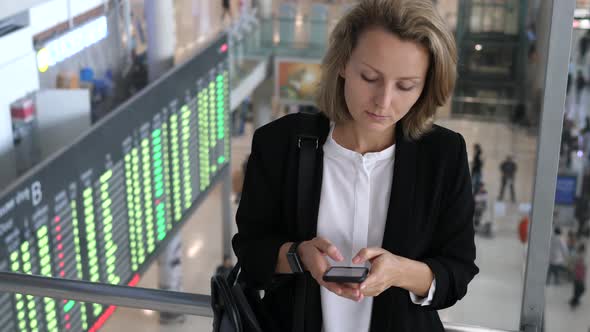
[316,0,457,140]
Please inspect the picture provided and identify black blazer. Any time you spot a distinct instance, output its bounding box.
[232,113,479,332]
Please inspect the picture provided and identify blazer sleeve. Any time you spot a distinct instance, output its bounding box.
[232,130,289,289]
[421,132,479,310]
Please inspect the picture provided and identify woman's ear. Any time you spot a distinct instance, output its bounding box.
[339,65,347,79]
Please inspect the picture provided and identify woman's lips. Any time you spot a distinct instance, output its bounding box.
[365,111,389,120]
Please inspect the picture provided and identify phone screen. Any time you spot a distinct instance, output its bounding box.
[325,267,367,278]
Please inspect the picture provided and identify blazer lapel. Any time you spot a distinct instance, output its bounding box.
[370,122,418,332]
[382,123,418,255]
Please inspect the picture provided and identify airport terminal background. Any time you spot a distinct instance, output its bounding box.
[0,0,588,331]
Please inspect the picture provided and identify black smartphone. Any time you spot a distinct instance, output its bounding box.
[322,266,369,283]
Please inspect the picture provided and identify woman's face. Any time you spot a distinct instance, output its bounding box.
[341,27,430,134]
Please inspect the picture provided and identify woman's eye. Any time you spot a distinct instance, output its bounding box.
[361,74,378,82]
[398,84,415,91]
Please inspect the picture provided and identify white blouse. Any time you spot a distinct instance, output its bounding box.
[316,124,436,332]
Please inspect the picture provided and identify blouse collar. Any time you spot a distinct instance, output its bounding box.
[324,122,395,162]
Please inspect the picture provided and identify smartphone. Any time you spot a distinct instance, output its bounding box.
[322,266,369,283]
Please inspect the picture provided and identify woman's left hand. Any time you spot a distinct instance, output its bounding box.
[352,247,407,298]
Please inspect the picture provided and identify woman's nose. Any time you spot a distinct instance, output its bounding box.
[373,84,395,109]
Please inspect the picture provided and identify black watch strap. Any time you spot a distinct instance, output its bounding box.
[287,242,304,274]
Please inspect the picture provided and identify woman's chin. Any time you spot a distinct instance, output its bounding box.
[358,118,396,133]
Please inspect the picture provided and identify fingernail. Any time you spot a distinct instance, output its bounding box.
[361,284,366,290]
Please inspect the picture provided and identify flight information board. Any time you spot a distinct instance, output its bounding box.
[0,34,230,332]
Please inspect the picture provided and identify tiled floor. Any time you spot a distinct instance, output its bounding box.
[102,1,590,332]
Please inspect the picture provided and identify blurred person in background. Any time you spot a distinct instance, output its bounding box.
[567,230,577,256]
[577,70,586,105]
[580,117,590,163]
[569,244,586,309]
[216,255,234,279]
[498,156,517,203]
[222,0,232,22]
[547,227,570,285]
[561,117,575,168]
[575,195,590,238]
[471,144,483,194]
[473,182,487,229]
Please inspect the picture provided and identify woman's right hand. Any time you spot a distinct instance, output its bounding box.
[298,237,362,301]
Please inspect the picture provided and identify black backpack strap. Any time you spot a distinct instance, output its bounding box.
[227,261,241,286]
[232,283,264,332]
[293,112,321,332]
[211,274,243,332]
[296,134,319,239]
[295,112,323,239]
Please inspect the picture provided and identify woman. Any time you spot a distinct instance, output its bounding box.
[233,0,478,331]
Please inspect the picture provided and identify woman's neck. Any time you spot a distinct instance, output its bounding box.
[332,121,396,154]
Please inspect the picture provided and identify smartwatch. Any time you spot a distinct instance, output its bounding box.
[286,242,304,274]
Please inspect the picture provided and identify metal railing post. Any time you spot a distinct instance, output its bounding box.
[519,0,574,330]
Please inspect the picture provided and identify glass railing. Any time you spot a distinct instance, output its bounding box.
[0,271,518,332]
[226,11,333,92]
[227,11,271,90]
[230,11,336,60]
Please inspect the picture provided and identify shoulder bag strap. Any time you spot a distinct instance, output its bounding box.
[293,112,320,332]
